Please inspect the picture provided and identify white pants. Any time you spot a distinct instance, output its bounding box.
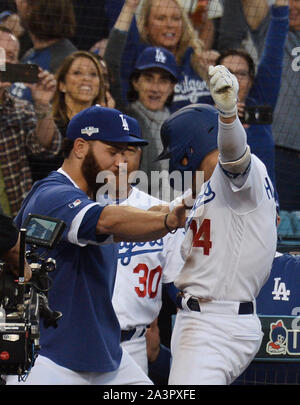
[169,303,263,385]
[121,335,148,375]
[5,348,153,385]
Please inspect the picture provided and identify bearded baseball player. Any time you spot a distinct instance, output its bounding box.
[156,65,278,385]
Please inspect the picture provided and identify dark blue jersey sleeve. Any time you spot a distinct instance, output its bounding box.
[77,204,111,244]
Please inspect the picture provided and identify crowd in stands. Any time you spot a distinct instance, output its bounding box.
[0,0,299,385]
[0,0,298,217]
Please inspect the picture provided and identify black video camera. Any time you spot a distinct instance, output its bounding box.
[0,214,65,378]
[240,105,273,125]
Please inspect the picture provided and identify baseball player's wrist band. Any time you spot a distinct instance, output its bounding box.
[217,105,238,118]
[164,213,177,234]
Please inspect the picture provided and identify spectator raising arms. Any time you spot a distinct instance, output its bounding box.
[216,1,289,204]
[219,0,300,211]
[243,0,300,212]
[107,0,220,113]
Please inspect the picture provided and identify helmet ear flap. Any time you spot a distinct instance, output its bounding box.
[180,146,194,167]
[180,153,189,167]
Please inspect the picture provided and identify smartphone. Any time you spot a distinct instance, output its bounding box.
[241,105,273,125]
[0,62,39,83]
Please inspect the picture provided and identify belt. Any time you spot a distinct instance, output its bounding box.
[120,327,147,342]
[176,293,254,315]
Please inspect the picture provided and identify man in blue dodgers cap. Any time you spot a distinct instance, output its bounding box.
[5,105,186,385]
[104,41,179,184]
[126,46,178,180]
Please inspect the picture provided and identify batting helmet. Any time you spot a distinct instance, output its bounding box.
[156,104,219,179]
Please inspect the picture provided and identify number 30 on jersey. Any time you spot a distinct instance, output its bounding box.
[190,218,212,255]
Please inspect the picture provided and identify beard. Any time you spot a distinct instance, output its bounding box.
[81,147,101,199]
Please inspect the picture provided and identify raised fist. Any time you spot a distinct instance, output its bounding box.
[208,65,239,118]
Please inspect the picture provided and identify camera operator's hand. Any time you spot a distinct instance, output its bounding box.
[2,236,32,282]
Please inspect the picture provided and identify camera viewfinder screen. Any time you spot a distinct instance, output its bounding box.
[26,217,57,242]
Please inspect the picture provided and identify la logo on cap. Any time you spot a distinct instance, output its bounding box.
[119,114,129,131]
[81,126,99,137]
[155,49,166,64]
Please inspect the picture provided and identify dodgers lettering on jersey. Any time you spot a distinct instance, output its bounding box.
[185,180,216,230]
[176,154,277,302]
[112,187,185,330]
[173,74,212,105]
[169,47,214,112]
[118,239,164,266]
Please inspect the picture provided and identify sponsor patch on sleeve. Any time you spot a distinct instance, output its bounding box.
[68,199,82,209]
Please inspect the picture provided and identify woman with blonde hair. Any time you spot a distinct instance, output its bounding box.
[137,0,207,78]
[105,0,218,112]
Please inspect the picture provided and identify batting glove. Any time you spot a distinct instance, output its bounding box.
[208,65,239,118]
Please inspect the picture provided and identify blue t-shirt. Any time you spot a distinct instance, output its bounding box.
[15,171,122,372]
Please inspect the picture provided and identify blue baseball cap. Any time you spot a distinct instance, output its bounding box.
[66,105,148,146]
[134,47,178,82]
[0,11,12,23]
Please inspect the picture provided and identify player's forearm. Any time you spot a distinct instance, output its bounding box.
[218,116,251,187]
[218,115,247,162]
[96,205,178,242]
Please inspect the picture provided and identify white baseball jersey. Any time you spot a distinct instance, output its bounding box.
[112,186,185,330]
[175,154,277,302]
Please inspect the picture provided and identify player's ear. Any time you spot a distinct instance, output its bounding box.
[73,138,89,159]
